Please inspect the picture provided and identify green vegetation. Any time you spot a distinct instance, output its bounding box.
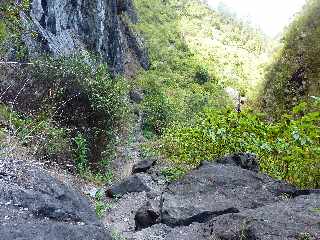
[95,201,112,218]
[262,0,320,117]
[73,133,89,175]
[94,190,112,218]
[0,104,70,159]
[0,0,318,190]
[35,56,129,183]
[134,0,270,136]
[0,55,129,184]
[0,0,31,59]
[298,233,312,240]
[161,166,186,182]
[73,132,113,184]
[111,230,127,240]
[133,0,319,188]
[163,100,319,188]
[0,22,7,43]
[33,56,129,131]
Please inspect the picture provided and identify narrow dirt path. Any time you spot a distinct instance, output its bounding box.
[102,107,152,239]
[111,110,145,182]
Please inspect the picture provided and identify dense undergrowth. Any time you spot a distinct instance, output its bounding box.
[0,104,70,159]
[163,100,320,188]
[133,0,271,135]
[0,0,31,60]
[0,56,130,184]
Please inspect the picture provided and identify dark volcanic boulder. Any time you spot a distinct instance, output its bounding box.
[132,159,155,174]
[107,174,157,198]
[215,153,259,172]
[163,194,320,240]
[204,193,320,240]
[135,200,160,231]
[158,155,320,240]
[161,161,297,227]
[0,158,110,240]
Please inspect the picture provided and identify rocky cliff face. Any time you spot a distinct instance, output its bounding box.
[22,0,149,74]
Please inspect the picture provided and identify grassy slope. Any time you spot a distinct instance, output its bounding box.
[177,1,271,99]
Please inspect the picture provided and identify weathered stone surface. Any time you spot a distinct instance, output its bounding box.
[160,162,319,239]
[132,159,155,174]
[107,174,156,198]
[215,152,259,172]
[103,191,149,238]
[0,157,110,240]
[21,0,149,74]
[135,200,160,231]
[164,223,205,240]
[130,223,171,240]
[134,194,320,240]
[102,153,319,240]
[161,161,297,227]
[203,193,320,240]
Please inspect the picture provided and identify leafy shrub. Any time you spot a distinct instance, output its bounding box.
[30,56,129,131]
[73,133,89,175]
[161,166,186,182]
[0,22,6,43]
[162,99,320,188]
[194,65,210,84]
[31,56,128,182]
[45,127,69,155]
[1,56,128,182]
[0,0,30,59]
[95,201,111,218]
[94,189,112,218]
[85,64,129,130]
[142,84,173,135]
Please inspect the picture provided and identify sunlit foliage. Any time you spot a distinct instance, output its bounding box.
[163,100,320,188]
[133,0,269,134]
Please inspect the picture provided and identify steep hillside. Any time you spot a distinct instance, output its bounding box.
[262,0,320,117]
[0,0,138,182]
[132,0,319,188]
[133,0,270,135]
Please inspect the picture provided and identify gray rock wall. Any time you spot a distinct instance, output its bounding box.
[22,0,149,74]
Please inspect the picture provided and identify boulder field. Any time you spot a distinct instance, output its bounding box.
[0,154,318,239]
[105,153,320,240]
